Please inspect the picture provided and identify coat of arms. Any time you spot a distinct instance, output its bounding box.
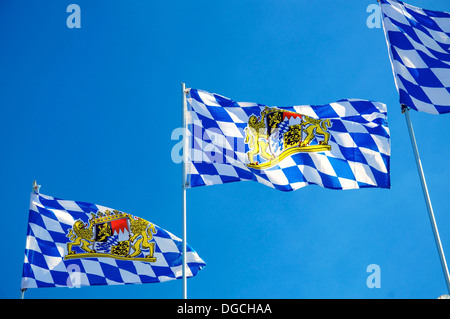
[64,210,157,262]
[244,106,332,169]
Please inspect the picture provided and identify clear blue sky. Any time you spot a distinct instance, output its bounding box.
[0,0,449,299]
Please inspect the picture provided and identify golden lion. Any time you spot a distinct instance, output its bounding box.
[66,220,95,255]
[245,114,273,165]
[127,215,157,259]
[301,116,331,147]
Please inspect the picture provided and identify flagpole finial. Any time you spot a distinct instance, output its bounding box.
[401,104,409,114]
[32,180,41,194]
[181,82,190,95]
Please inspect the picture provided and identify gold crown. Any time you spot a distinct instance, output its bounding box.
[90,210,128,224]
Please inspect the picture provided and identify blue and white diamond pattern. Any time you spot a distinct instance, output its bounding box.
[381,0,450,114]
[186,89,391,192]
[21,192,206,289]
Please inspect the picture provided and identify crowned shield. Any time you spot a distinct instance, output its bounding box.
[92,214,131,257]
[245,107,332,169]
[65,210,157,262]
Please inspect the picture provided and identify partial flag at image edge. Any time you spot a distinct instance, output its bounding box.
[380,0,450,114]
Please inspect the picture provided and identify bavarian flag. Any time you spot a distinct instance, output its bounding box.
[185,89,390,191]
[21,191,205,289]
[381,0,450,114]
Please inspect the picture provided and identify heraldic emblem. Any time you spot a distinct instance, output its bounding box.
[244,107,332,169]
[64,210,157,262]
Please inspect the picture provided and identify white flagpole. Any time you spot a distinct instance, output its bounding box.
[403,107,450,294]
[181,83,188,299]
[21,180,41,299]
